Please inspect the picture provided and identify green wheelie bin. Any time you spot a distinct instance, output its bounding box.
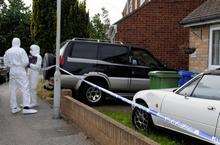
[148,71,180,89]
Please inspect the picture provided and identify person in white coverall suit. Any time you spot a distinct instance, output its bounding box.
[4,38,37,114]
[28,45,42,108]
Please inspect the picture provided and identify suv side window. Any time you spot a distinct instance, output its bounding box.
[99,44,129,64]
[71,42,98,59]
[192,75,220,100]
[132,48,161,67]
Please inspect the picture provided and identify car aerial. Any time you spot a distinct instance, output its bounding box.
[43,38,170,105]
[132,69,220,143]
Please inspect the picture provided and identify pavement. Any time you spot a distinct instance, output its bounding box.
[0,83,98,145]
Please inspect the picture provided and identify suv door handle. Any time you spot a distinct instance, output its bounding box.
[207,106,216,111]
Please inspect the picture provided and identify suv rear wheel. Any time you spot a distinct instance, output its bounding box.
[79,81,107,106]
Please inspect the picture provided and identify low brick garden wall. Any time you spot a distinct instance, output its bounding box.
[60,90,158,145]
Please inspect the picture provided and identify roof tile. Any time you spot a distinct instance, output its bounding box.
[181,0,220,25]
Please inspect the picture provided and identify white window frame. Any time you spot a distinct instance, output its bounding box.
[129,0,132,13]
[134,0,138,9]
[209,24,220,70]
[140,0,145,6]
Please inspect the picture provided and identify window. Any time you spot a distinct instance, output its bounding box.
[132,48,161,67]
[209,25,220,69]
[178,78,200,96]
[129,0,132,13]
[71,42,98,59]
[134,0,138,9]
[140,0,145,6]
[192,75,220,100]
[99,44,129,64]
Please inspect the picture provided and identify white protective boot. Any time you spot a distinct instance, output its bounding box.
[22,107,38,114]
[11,107,21,114]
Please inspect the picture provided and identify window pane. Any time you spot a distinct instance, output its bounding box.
[132,49,160,67]
[100,44,129,64]
[140,0,145,6]
[71,42,97,59]
[129,0,132,12]
[192,75,220,100]
[178,78,200,96]
[212,30,220,65]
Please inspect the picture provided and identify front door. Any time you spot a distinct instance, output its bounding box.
[161,75,220,138]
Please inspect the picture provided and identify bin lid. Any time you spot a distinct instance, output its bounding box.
[178,70,194,77]
[149,71,180,78]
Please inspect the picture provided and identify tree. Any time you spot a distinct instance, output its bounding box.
[89,14,106,39]
[31,0,56,55]
[61,0,89,42]
[101,7,110,31]
[0,0,31,56]
[31,0,90,54]
[89,7,110,40]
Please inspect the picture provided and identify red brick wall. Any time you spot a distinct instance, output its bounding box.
[189,26,209,72]
[116,0,205,69]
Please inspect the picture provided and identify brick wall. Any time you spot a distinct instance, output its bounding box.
[189,25,209,72]
[116,0,205,69]
[61,90,158,145]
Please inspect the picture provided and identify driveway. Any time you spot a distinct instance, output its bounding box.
[0,83,98,145]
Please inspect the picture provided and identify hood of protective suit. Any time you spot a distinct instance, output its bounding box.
[12,38,21,48]
[30,45,40,56]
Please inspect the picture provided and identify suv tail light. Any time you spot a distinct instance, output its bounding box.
[60,56,64,65]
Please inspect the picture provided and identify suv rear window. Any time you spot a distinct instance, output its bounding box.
[99,44,129,64]
[71,42,98,59]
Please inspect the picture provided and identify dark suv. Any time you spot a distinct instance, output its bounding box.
[43,38,170,105]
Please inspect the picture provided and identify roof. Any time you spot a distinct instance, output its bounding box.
[181,0,220,26]
[114,1,149,25]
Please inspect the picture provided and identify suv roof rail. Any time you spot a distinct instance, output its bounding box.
[72,38,123,45]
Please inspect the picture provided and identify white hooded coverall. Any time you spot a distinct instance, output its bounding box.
[4,38,31,109]
[28,45,42,105]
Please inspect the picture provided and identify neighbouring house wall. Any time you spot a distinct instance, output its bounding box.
[189,26,209,73]
[122,0,148,17]
[116,0,205,69]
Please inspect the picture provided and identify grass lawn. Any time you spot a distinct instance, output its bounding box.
[97,107,210,145]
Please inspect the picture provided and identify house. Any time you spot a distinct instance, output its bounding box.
[114,0,205,69]
[122,0,150,16]
[181,0,220,72]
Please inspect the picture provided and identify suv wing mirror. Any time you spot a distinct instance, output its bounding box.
[132,59,138,65]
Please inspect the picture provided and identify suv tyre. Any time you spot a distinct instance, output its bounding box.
[79,81,107,106]
[132,102,153,132]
